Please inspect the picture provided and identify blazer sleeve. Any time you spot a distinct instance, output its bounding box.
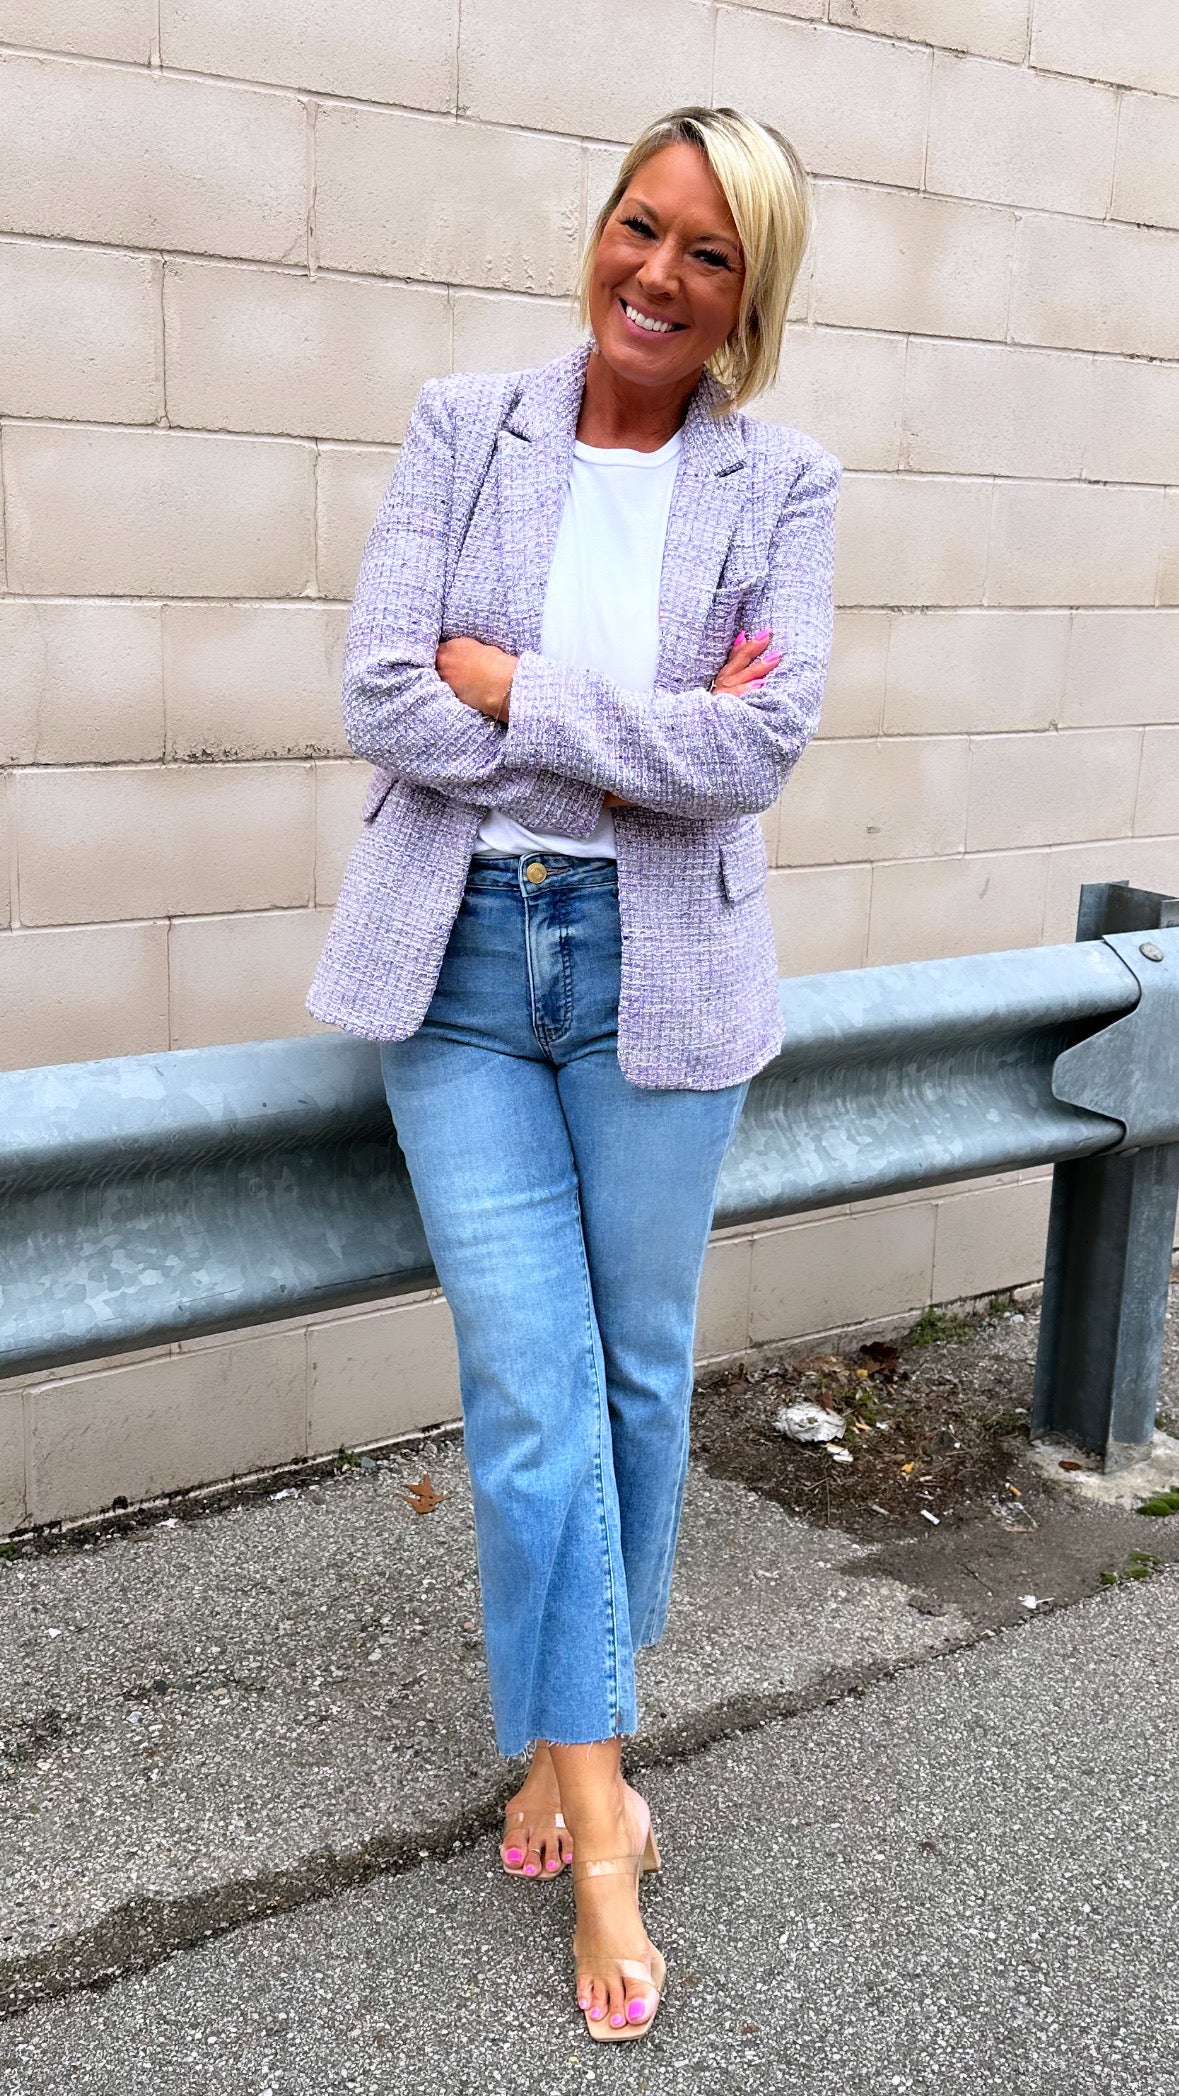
[502,446,841,821]
[340,376,604,837]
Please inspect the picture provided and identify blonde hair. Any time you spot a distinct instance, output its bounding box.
[575,105,812,415]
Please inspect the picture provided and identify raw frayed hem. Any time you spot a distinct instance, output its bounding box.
[502,1719,640,1761]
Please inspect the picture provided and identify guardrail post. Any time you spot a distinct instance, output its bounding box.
[1031,883,1179,1469]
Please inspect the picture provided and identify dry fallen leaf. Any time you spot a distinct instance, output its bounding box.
[403,1473,445,1515]
[901,1461,916,1475]
[797,1353,848,1378]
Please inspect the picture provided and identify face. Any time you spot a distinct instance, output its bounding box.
[587,141,745,391]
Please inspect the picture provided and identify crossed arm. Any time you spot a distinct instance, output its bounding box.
[341,374,841,825]
[434,630,783,810]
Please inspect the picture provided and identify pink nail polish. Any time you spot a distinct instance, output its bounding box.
[611,2014,625,2027]
[628,2000,648,2022]
[752,626,771,644]
[590,2006,603,2020]
[735,630,746,646]
[505,1847,523,1863]
[523,1862,537,1875]
[546,1857,560,1869]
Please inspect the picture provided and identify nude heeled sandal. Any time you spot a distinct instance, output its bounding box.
[572,1813,666,2041]
[500,1806,570,1877]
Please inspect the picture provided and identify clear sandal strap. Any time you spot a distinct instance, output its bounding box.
[571,1854,641,1880]
[613,1958,660,1991]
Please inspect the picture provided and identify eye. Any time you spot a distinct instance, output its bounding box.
[621,213,654,238]
[696,247,732,270]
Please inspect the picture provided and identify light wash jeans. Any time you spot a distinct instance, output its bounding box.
[380,853,748,1757]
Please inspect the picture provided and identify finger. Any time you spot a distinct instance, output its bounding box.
[731,649,783,683]
[724,626,773,663]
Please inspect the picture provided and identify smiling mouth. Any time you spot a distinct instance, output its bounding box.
[618,296,686,338]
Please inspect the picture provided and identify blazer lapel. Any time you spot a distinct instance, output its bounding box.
[654,370,747,686]
[496,339,748,679]
[496,341,590,655]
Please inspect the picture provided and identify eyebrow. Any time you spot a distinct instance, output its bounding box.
[623,194,741,250]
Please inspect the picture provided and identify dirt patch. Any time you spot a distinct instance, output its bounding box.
[691,1294,1044,1540]
[690,1283,1179,1629]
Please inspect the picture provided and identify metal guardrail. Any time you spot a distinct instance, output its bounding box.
[2,882,1177,1470]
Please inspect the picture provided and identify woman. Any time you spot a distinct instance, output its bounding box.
[308,105,840,2040]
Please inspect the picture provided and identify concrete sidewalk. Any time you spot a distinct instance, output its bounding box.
[1,1567,1174,2094]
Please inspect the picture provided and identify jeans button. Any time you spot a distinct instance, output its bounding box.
[525,860,547,884]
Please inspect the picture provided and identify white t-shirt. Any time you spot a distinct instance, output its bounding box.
[474,426,683,857]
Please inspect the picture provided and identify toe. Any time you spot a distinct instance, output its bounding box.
[585,1977,608,2025]
[606,1974,630,2030]
[500,1823,527,1871]
[521,1840,542,1877]
[622,1975,655,2028]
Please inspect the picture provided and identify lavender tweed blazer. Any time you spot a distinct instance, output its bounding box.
[307,338,841,1088]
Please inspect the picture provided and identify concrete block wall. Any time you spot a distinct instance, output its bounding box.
[2,1,1177,1527]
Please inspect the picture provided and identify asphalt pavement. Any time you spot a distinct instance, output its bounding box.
[0,1568,1174,2095]
[2,1304,1178,2094]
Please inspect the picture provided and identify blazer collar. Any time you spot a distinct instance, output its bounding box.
[503,336,746,476]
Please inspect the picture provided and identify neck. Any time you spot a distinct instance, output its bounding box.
[574,344,702,453]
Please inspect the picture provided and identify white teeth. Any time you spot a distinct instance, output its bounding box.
[622,300,676,335]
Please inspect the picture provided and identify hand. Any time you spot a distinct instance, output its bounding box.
[602,627,783,811]
[712,627,783,695]
[436,637,517,721]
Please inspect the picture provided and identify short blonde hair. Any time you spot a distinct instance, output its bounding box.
[575,105,812,415]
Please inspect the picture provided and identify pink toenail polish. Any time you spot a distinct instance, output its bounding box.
[523,1862,537,1874]
[505,1848,523,1863]
[611,2013,625,2027]
[628,2000,648,2021]
[590,2006,603,2020]
[546,1857,560,1869]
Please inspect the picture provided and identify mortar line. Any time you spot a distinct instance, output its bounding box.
[305,98,318,280]
[454,0,463,117]
[1,220,1176,363]
[0,20,1136,86]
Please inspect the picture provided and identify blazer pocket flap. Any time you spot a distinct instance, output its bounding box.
[360,768,396,823]
[720,822,768,904]
[713,571,767,604]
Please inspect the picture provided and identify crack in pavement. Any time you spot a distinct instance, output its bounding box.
[0,1620,1037,2023]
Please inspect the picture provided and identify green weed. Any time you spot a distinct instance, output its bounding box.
[1136,1485,1179,1518]
[906,1305,975,1348]
[1102,1549,1161,1586]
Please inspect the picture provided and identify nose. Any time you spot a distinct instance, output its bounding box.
[637,237,680,298]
